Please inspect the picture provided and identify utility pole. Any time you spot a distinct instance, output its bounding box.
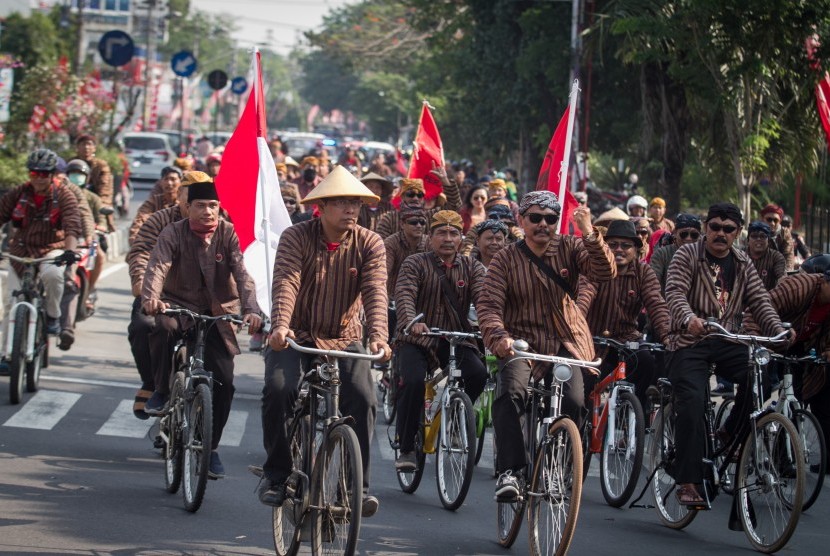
[139,0,164,130]
[75,0,85,76]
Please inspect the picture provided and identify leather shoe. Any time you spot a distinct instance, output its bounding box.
[362,495,379,518]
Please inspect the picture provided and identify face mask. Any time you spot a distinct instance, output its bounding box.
[303,168,317,182]
[68,173,87,187]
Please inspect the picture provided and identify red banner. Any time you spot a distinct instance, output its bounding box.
[407,102,444,200]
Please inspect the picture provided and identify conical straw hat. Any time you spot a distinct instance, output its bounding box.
[301,165,380,205]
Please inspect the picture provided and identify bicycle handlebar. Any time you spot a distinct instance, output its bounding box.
[1,251,78,266]
[769,351,826,365]
[286,337,386,361]
[704,319,790,345]
[403,313,425,335]
[422,328,482,341]
[593,336,665,352]
[162,307,244,326]
[511,339,601,370]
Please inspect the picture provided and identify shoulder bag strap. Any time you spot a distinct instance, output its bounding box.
[517,240,576,300]
[431,257,473,332]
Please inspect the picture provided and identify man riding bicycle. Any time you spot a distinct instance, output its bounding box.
[664,202,794,506]
[477,190,615,501]
[0,149,82,372]
[393,210,488,471]
[260,166,391,517]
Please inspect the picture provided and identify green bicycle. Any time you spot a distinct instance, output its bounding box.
[473,350,498,474]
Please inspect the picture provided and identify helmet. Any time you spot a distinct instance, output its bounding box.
[27,148,59,172]
[66,159,91,176]
[801,254,830,278]
[626,195,648,212]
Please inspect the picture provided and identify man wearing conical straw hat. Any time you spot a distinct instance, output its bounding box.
[260,165,391,518]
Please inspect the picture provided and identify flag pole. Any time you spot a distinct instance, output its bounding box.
[558,79,579,234]
[253,47,274,317]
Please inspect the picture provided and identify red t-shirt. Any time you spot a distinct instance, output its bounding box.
[797,300,830,343]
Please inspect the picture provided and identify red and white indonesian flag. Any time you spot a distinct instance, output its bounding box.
[215,49,291,315]
[536,80,581,236]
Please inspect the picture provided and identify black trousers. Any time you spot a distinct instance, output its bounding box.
[807,379,830,457]
[668,338,751,484]
[262,343,375,493]
[59,273,79,333]
[395,342,487,453]
[127,296,155,391]
[492,348,586,474]
[588,347,663,412]
[149,313,235,450]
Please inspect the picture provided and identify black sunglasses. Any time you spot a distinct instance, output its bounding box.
[679,230,700,240]
[404,191,425,199]
[636,229,649,236]
[764,216,780,224]
[607,241,635,250]
[405,218,427,226]
[526,213,559,225]
[708,223,737,234]
[282,198,297,205]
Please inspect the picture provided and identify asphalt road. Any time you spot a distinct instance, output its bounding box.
[1,207,830,555]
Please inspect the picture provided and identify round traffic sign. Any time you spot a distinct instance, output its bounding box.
[98,30,134,67]
[207,70,229,91]
[231,76,248,95]
[171,50,198,77]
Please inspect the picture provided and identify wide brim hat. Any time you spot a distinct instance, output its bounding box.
[360,172,394,195]
[594,207,629,227]
[301,165,380,205]
[605,219,642,248]
[284,156,300,168]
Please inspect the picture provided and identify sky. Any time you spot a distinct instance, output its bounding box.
[192,0,356,56]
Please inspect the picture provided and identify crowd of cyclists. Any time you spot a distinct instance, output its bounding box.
[1,134,828,551]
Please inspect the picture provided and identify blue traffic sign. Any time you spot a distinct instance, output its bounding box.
[231,76,248,95]
[98,30,134,67]
[171,50,198,77]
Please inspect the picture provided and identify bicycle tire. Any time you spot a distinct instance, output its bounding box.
[74,267,89,323]
[25,312,45,393]
[163,372,185,494]
[436,390,476,510]
[382,362,397,425]
[9,306,28,404]
[600,390,645,507]
[580,420,592,482]
[311,424,363,556]
[274,414,310,556]
[714,397,736,495]
[650,403,697,529]
[790,408,826,511]
[736,411,804,553]
[182,382,213,513]
[396,426,426,493]
[527,417,583,556]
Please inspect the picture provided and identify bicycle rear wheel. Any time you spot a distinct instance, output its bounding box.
[650,403,697,529]
[600,390,645,507]
[163,372,185,494]
[714,396,736,495]
[9,306,28,404]
[381,363,397,425]
[274,415,309,556]
[311,424,363,556]
[527,417,583,556]
[436,391,476,510]
[397,428,426,494]
[790,408,826,511]
[580,420,593,483]
[736,412,804,553]
[182,382,213,512]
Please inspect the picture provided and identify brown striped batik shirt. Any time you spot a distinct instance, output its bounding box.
[478,232,616,362]
[127,204,184,294]
[460,223,523,256]
[577,261,670,342]
[664,240,784,350]
[649,243,680,294]
[85,157,115,231]
[129,193,177,244]
[375,179,462,239]
[748,248,786,291]
[769,273,829,354]
[271,219,388,350]
[384,231,428,296]
[395,252,486,365]
[770,229,796,271]
[359,201,394,232]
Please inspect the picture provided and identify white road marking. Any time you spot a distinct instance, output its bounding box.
[41,374,136,389]
[219,410,248,446]
[96,399,154,438]
[3,390,81,430]
[98,262,127,281]
[377,432,397,462]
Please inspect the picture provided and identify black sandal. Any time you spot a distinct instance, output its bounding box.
[133,389,152,420]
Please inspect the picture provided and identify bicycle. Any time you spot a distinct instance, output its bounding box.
[376,303,397,425]
[391,314,481,511]
[631,321,805,554]
[496,339,600,556]
[473,349,498,472]
[581,337,661,507]
[252,337,384,556]
[2,251,74,404]
[156,307,243,513]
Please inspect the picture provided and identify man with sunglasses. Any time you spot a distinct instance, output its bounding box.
[280,183,310,225]
[385,208,429,299]
[664,202,794,506]
[760,203,795,271]
[0,149,82,369]
[460,202,523,256]
[745,221,786,291]
[650,213,702,295]
[375,166,460,239]
[471,219,508,267]
[394,210,488,471]
[478,190,615,501]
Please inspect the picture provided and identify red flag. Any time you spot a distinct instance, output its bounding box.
[395,148,408,177]
[215,50,291,314]
[536,88,580,236]
[816,74,830,152]
[407,102,444,200]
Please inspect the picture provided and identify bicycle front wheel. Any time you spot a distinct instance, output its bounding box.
[274,415,310,556]
[163,372,185,494]
[790,408,826,511]
[182,382,213,513]
[9,306,28,404]
[381,365,397,425]
[25,312,45,393]
[435,391,476,510]
[650,403,697,529]
[600,390,645,507]
[311,424,363,556]
[736,412,804,553]
[527,417,583,556]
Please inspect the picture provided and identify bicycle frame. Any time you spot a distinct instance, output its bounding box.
[586,359,634,455]
[3,254,56,364]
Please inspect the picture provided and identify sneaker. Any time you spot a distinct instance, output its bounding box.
[362,495,379,518]
[495,470,521,502]
[249,332,264,352]
[711,382,733,396]
[395,451,417,472]
[144,391,169,415]
[0,359,9,377]
[258,479,286,507]
[57,329,74,351]
[208,451,225,479]
[46,317,60,335]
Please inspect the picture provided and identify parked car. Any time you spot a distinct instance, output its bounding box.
[203,131,233,148]
[121,132,176,182]
[281,131,327,160]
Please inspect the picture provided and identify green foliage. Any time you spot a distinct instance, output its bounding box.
[0,149,29,192]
